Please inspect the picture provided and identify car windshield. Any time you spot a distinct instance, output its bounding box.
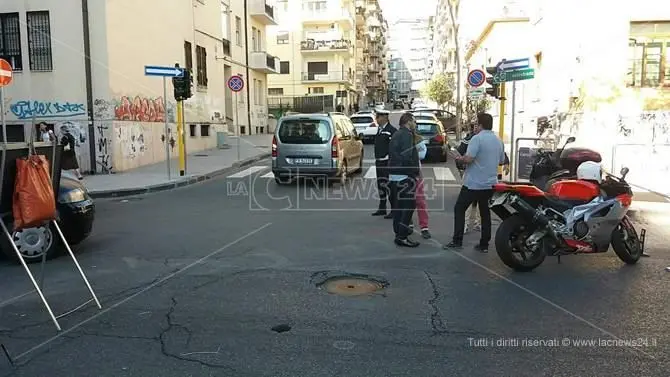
[416,123,439,134]
[278,119,331,144]
[351,116,374,124]
[415,115,436,122]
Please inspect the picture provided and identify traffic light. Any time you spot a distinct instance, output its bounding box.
[172,65,193,101]
[485,66,500,99]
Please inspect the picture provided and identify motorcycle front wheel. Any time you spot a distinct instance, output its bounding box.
[495,215,547,272]
[611,216,642,264]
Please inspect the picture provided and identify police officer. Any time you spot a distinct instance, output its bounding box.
[372,110,396,218]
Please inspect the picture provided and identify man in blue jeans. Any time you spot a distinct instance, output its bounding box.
[445,113,506,253]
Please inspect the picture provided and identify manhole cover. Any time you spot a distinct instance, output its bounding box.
[311,271,388,297]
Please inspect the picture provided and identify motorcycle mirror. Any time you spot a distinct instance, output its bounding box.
[567,136,576,143]
[620,167,629,178]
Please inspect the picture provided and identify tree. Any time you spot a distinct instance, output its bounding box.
[465,96,491,124]
[446,0,462,139]
[424,73,455,109]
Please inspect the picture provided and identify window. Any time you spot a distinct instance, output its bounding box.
[252,27,257,51]
[189,124,197,137]
[0,13,22,70]
[309,87,324,94]
[259,81,263,105]
[220,2,230,40]
[235,16,242,46]
[276,32,289,44]
[200,124,210,137]
[302,1,327,11]
[280,61,290,74]
[253,79,258,104]
[26,11,52,71]
[268,88,284,95]
[628,21,670,87]
[253,28,262,51]
[184,41,193,72]
[277,119,331,144]
[196,45,208,87]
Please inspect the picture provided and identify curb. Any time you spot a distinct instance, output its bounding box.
[88,152,271,199]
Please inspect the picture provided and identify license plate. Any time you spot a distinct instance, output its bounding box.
[490,192,509,206]
[293,158,313,165]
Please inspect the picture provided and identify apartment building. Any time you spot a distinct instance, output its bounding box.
[431,0,459,76]
[387,18,432,98]
[354,0,389,104]
[0,0,277,173]
[266,0,357,114]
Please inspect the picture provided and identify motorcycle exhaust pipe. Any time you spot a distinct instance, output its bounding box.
[509,195,550,226]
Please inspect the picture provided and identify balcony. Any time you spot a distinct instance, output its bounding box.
[249,0,277,25]
[250,51,280,74]
[301,71,353,84]
[300,39,352,56]
[302,8,354,30]
[368,63,381,73]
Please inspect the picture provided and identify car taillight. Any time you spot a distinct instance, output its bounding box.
[331,136,339,158]
[272,135,277,157]
[434,134,444,143]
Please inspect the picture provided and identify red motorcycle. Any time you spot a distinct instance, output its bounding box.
[529,137,602,191]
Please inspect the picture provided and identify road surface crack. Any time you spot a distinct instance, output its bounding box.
[158,297,237,372]
[423,271,447,335]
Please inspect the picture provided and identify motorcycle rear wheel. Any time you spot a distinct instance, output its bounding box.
[611,216,642,264]
[495,215,547,272]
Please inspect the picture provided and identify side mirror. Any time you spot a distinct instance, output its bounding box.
[567,136,576,143]
[620,167,629,178]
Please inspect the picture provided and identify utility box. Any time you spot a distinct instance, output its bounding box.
[216,132,230,149]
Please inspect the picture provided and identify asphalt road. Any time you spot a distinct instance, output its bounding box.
[0,144,668,376]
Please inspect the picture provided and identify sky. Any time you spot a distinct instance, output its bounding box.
[378,0,437,22]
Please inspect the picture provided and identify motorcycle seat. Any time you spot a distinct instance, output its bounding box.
[548,169,571,179]
[544,195,590,211]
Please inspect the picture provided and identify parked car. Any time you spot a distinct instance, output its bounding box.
[272,113,364,185]
[411,108,457,133]
[412,112,441,123]
[393,100,405,109]
[415,120,449,162]
[349,114,378,143]
[1,174,95,263]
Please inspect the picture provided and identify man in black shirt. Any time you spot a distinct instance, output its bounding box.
[371,110,396,218]
[389,112,421,247]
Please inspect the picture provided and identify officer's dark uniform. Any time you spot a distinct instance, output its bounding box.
[372,110,396,217]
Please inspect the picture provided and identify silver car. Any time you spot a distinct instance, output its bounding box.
[272,112,364,185]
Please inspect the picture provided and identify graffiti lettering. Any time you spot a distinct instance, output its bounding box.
[114,95,166,122]
[10,100,86,120]
[95,123,113,173]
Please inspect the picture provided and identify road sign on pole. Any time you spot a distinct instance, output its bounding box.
[496,58,530,72]
[493,68,535,84]
[144,65,184,77]
[467,69,486,88]
[0,59,13,87]
[227,75,244,92]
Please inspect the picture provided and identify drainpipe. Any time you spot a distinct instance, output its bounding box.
[81,0,96,173]
[243,0,252,134]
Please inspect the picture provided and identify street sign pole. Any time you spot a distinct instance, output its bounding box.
[497,82,506,180]
[0,87,6,147]
[163,77,171,180]
[235,92,240,162]
[510,81,517,181]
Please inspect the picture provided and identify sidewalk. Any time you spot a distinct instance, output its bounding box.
[83,134,273,198]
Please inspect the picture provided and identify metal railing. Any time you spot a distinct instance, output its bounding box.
[300,39,351,51]
[301,71,351,82]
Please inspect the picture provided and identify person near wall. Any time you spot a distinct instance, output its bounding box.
[371,110,396,218]
[445,113,506,253]
[38,122,55,143]
[388,112,421,247]
[60,129,84,179]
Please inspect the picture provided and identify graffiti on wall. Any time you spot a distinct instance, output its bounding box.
[116,123,146,159]
[93,96,175,122]
[160,129,176,152]
[10,100,86,120]
[95,122,113,173]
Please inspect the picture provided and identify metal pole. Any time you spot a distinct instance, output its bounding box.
[235,92,240,161]
[509,81,517,181]
[163,78,171,180]
[497,82,507,180]
[177,101,185,176]
[0,87,6,148]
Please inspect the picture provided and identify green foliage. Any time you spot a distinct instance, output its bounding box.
[465,96,491,123]
[425,73,455,109]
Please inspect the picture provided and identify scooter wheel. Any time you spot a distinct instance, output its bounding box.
[495,215,547,272]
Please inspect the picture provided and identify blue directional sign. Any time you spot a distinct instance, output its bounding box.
[227,75,244,92]
[144,65,184,77]
[467,69,486,87]
[496,58,530,72]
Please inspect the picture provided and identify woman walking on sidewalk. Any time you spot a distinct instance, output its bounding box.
[412,130,431,239]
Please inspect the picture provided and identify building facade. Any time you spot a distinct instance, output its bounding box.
[266,0,358,114]
[387,18,431,99]
[431,0,459,77]
[0,0,277,173]
[355,0,389,104]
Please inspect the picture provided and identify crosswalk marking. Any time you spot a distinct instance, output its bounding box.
[229,166,268,178]
[433,167,456,181]
[364,167,376,179]
[260,171,274,178]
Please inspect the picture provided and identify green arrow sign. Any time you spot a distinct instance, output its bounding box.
[493,68,535,83]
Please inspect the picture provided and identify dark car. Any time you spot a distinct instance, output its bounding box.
[416,120,449,162]
[411,108,457,133]
[393,100,404,109]
[1,175,95,263]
